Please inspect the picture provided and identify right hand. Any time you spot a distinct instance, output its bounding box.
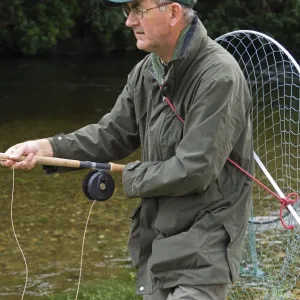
[2,140,41,170]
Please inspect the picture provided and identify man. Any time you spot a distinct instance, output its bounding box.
[2,0,253,299]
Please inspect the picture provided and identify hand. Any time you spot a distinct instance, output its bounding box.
[1,139,53,170]
[1,141,39,170]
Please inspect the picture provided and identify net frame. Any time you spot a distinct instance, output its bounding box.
[215,30,300,300]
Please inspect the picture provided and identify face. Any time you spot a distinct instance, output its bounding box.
[124,0,171,53]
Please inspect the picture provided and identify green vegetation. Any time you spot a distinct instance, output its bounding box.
[0,0,130,55]
[0,0,78,54]
[201,0,300,58]
[44,276,141,300]
[0,0,299,56]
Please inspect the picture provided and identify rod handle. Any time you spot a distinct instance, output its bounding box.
[0,153,81,168]
[109,162,125,172]
[0,153,125,172]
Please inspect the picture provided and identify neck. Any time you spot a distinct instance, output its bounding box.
[158,47,176,63]
[156,23,187,63]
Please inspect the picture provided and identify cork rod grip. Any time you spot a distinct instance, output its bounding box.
[109,162,125,172]
[0,152,125,171]
[0,153,81,168]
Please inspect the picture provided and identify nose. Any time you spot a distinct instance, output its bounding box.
[125,13,139,28]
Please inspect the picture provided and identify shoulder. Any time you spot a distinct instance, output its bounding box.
[194,39,251,104]
[197,37,245,84]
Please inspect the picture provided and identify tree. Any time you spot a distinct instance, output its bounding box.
[0,0,299,56]
[200,0,300,57]
[0,0,78,54]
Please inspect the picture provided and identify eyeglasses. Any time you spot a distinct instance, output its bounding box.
[122,2,171,20]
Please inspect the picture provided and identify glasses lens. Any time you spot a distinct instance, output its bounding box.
[134,9,143,19]
[122,7,143,19]
[122,6,130,18]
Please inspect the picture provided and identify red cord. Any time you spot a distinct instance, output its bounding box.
[228,158,298,229]
[164,96,185,124]
[162,89,299,229]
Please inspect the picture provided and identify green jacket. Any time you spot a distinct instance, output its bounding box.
[49,18,253,295]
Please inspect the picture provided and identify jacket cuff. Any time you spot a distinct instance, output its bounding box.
[48,134,70,158]
[122,161,153,197]
[43,134,74,174]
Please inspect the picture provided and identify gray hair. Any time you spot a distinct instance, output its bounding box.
[179,4,195,24]
[155,0,195,24]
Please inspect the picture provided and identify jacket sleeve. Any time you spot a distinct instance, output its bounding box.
[48,79,140,165]
[122,76,251,197]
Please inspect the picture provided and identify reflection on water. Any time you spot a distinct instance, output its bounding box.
[0,54,144,299]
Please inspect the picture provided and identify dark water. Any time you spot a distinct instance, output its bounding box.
[0,54,145,299]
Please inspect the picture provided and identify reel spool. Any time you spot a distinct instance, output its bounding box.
[82,170,115,201]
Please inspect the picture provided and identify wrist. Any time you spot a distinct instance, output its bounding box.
[36,139,54,157]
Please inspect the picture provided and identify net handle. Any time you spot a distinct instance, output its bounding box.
[254,153,300,226]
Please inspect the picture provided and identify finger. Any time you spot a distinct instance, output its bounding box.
[1,159,16,168]
[4,145,20,161]
[12,153,36,170]
[8,144,25,160]
[24,153,38,170]
[0,144,23,168]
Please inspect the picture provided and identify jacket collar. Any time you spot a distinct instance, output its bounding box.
[144,17,208,87]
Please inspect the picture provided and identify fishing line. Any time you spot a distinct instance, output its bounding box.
[75,200,96,300]
[0,154,122,298]
[10,166,28,300]
[7,162,97,299]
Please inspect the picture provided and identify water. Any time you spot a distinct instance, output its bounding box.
[0,54,145,299]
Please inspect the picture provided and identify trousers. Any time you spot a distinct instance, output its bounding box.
[143,284,229,300]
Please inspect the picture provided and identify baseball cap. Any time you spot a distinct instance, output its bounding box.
[102,0,197,8]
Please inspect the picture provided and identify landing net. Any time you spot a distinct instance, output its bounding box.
[216,31,300,300]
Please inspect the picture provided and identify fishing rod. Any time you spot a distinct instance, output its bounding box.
[0,153,125,201]
[2,152,299,227]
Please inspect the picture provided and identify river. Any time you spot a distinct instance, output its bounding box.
[0,54,145,299]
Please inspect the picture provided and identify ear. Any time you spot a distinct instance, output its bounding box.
[169,3,182,27]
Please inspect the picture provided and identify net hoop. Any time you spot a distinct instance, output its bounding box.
[216,30,300,74]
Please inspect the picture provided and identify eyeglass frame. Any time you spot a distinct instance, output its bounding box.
[122,2,172,20]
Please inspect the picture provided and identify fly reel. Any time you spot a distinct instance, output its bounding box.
[82,170,115,201]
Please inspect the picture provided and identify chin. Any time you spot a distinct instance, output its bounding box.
[136,41,151,52]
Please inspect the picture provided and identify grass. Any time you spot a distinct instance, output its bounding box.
[44,277,142,300]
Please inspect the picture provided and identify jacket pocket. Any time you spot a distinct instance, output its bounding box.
[150,225,211,275]
[128,203,142,268]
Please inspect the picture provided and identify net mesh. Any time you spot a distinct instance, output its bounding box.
[215,31,300,300]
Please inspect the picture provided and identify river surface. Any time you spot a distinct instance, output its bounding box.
[0,54,145,299]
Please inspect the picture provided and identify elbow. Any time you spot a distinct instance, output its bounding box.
[183,159,216,193]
